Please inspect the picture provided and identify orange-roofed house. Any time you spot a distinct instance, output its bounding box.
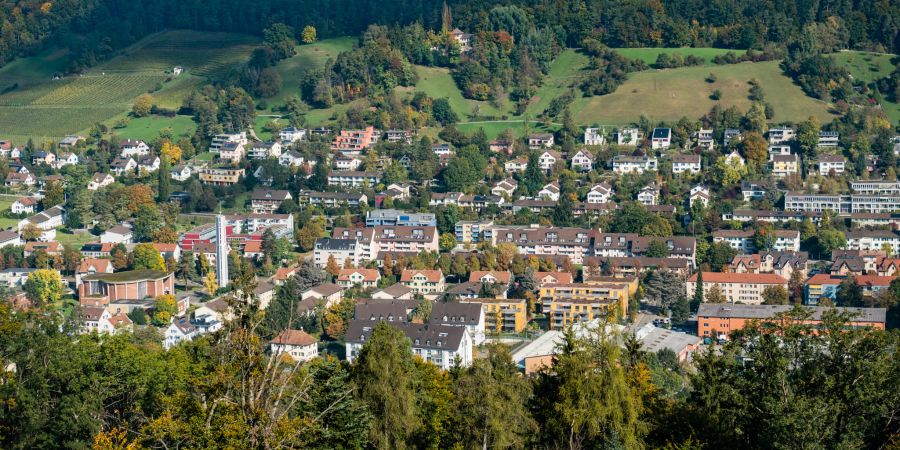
[273,267,297,285]
[23,241,62,257]
[337,268,381,289]
[729,254,762,273]
[697,303,885,339]
[469,270,512,285]
[242,241,263,260]
[401,269,445,295]
[270,329,319,362]
[152,243,182,262]
[330,126,379,155]
[534,271,574,287]
[76,258,114,287]
[686,272,788,305]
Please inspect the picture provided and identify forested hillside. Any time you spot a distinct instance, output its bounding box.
[1,0,898,72]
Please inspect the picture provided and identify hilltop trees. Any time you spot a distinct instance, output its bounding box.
[23,269,63,306]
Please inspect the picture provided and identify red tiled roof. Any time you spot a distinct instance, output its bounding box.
[337,268,381,282]
[401,269,444,283]
[468,270,512,284]
[272,329,317,346]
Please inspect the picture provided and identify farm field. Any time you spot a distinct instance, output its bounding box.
[571,60,837,126]
[0,30,259,144]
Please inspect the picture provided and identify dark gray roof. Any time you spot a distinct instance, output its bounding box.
[314,238,357,251]
[373,283,414,298]
[698,304,886,323]
[429,301,482,326]
[354,300,417,322]
[345,320,466,351]
[652,128,671,139]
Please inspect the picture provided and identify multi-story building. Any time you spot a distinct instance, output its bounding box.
[330,126,379,155]
[297,190,368,208]
[332,226,439,260]
[785,192,900,215]
[326,171,382,188]
[697,303,885,339]
[313,238,359,267]
[846,230,900,254]
[686,272,788,305]
[850,180,900,195]
[537,150,561,171]
[767,127,795,145]
[712,229,800,253]
[455,220,493,244]
[278,127,306,143]
[270,329,318,362]
[218,141,246,162]
[612,155,658,174]
[614,128,642,146]
[694,128,714,149]
[345,321,472,370]
[336,268,381,289]
[248,141,283,159]
[571,149,594,172]
[492,226,596,264]
[541,281,633,328]
[672,154,701,174]
[365,209,436,227]
[529,134,555,150]
[400,269,445,295]
[429,301,486,345]
[817,155,846,175]
[584,128,605,146]
[209,132,247,154]
[250,189,292,214]
[818,130,839,147]
[198,168,244,186]
[770,154,800,178]
[462,298,528,333]
[78,270,175,304]
[651,128,672,149]
[723,128,741,147]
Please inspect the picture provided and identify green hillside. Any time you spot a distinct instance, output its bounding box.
[0,30,259,145]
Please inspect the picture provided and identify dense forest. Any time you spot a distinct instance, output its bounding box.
[0,0,898,70]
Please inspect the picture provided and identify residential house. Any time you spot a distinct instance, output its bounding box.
[32,151,56,166]
[110,157,137,176]
[11,197,36,215]
[686,272,788,305]
[270,329,318,362]
[694,128,714,149]
[298,190,367,208]
[100,224,133,244]
[0,230,23,248]
[385,129,413,144]
[371,283,415,300]
[23,241,61,258]
[334,155,362,171]
[817,155,846,175]
[163,315,223,349]
[331,126,379,155]
[637,184,660,206]
[430,301,486,345]
[770,154,800,177]
[326,171,382,188]
[767,127,796,145]
[119,139,150,157]
[672,154,701,175]
[248,141,282,159]
[818,131,839,147]
[489,139,512,154]
[400,269,445,295]
[537,181,561,201]
[364,210,436,227]
[88,173,115,190]
[723,129,742,147]
[209,132,248,153]
[570,149,594,172]
[345,321,472,370]
[301,283,345,309]
[491,178,518,198]
[614,128,642,146]
[218,141,245,162]
[278,150,306,167]
[725,150,745,166]
[529,134,555,150]
[170,165,192,181]
[612,155,658,174]
[337,268,381,289]
[689,185,710,209]
[712,229,800,253]
[250,189,292,214]
[449,28,473,52]
[455,220,493,244]
[5,172,35,187]
[137,155,160,173]
[586,183,613,204]
[651,128,672,149]
[58,135,84,149]
[584,128,605,146]
[538,150,561,171]
[279,127,306,143]
[741,181,770,202]
[199,168,244,186]
[504,157,528,174]
[55,152,78,169]
[313,238,359,268]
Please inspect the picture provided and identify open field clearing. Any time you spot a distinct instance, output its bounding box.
[571,61,836,125]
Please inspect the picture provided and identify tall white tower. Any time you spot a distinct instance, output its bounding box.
[215,214,229,288]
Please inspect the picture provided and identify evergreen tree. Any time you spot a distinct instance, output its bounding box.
[692,271,704,310]
[353,322,420,449]
[157,156,171,202]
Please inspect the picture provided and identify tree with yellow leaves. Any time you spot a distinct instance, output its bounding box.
[159,141,182,165]
[203,271,219,296]
[92,428,140,450]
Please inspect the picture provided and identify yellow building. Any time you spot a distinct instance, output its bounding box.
[461,298,528,333]
[540,281,632,329]
[199,168,245,186]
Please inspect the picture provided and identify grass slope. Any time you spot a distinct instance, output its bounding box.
[572,60,836,126]
[832,50,899,125]
[0,30,259,144]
